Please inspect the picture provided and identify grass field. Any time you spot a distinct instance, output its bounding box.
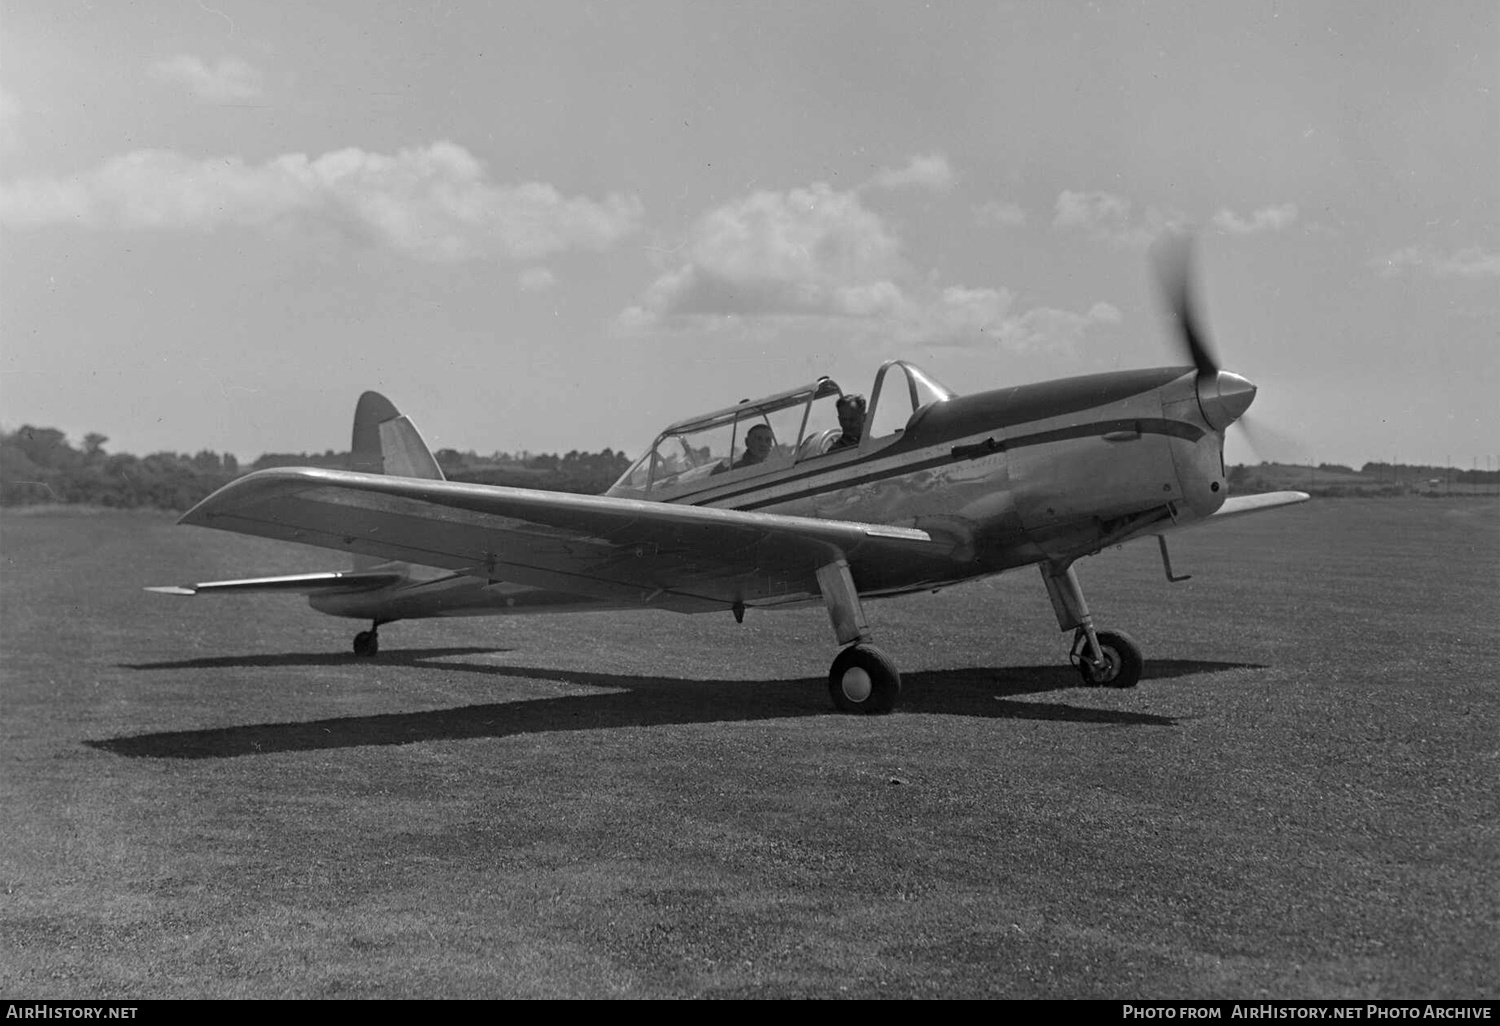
[1,499,1495,999]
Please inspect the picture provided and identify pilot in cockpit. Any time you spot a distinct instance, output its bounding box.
[828,394,866,451]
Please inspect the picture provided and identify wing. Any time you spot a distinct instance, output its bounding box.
[176,468,961,612]
[145,569,407,597]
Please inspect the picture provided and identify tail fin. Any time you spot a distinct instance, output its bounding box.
[350,391,445,481]
[349,391,444,570]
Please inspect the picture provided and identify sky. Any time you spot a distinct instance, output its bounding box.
[1,1,1496,469]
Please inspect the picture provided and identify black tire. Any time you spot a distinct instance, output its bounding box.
[828,644,902,714]
[1077,629,1143,688]
[352,630,379,657]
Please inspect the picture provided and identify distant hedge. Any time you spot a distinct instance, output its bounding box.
[0,427,631,511]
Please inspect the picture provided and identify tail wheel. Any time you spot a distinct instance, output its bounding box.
[828,644,901,714]
[1077,629,1143,688]
[352,630,379,657]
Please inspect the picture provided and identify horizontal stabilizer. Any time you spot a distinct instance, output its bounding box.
[145,570,406,597]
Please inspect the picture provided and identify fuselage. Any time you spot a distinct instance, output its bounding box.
[311,364,1236,622]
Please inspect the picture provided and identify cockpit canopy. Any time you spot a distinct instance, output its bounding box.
[608,360,955,498]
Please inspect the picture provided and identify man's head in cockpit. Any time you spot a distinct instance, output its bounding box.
[741,424,774,465]
[836,394,866,444]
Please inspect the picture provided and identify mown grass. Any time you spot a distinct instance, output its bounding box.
[0,499,1495,998]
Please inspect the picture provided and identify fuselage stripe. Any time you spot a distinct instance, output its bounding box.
[680,417,1203,511]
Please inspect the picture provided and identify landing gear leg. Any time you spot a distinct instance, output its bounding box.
[1040,561,1143,688]
[352,621,380,657]
[817,559,900,713]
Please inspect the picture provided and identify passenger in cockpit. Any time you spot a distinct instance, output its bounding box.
[829,394,866,451]
[734,424,775,467]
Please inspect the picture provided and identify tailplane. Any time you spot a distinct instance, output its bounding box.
[149,391,436,598]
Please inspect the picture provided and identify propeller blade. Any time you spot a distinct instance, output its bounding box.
[1231,412,1308,465]
[1152,230,1219,380]
[1234,414,1269,463]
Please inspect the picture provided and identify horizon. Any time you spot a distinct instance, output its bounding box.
[2,3,1496,470]
[5,418,1496,476]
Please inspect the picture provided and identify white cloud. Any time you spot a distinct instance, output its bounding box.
[880,289,1120,351]
[621,181,1117,352]
[889,285,1014,342]
[1059,193,1299,244]
[975,200,1026,227]
[990,302,1122,352]
[1053,189,1131,232]
[866,153,955,192]
[622,183,904,321]
[518,266,557,292]
[1052,189,1177,248]
[150,55,265,103]
[1371,245,1500,279]
[1210,203,1299,235]
[0,142,645,263]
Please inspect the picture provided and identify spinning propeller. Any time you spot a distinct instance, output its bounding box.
[1151,231,1260,438]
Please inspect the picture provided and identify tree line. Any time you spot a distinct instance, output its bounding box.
[0,426,632,510]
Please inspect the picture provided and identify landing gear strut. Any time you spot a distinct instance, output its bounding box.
[1041,561,1144,689]
[352,623,380,657]
[816,559,901,714]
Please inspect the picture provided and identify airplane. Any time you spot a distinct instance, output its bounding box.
[149,234,1308,714]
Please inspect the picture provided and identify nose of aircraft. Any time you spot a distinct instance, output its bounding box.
[1197,370,1257,430]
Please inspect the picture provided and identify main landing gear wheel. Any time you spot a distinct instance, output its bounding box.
[828,644,901,714]
[1075,629,1143,689]
[352,629,379,657]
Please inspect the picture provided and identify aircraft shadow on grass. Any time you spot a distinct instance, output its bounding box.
[94,652,1264,760]
[122,646,514,670]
